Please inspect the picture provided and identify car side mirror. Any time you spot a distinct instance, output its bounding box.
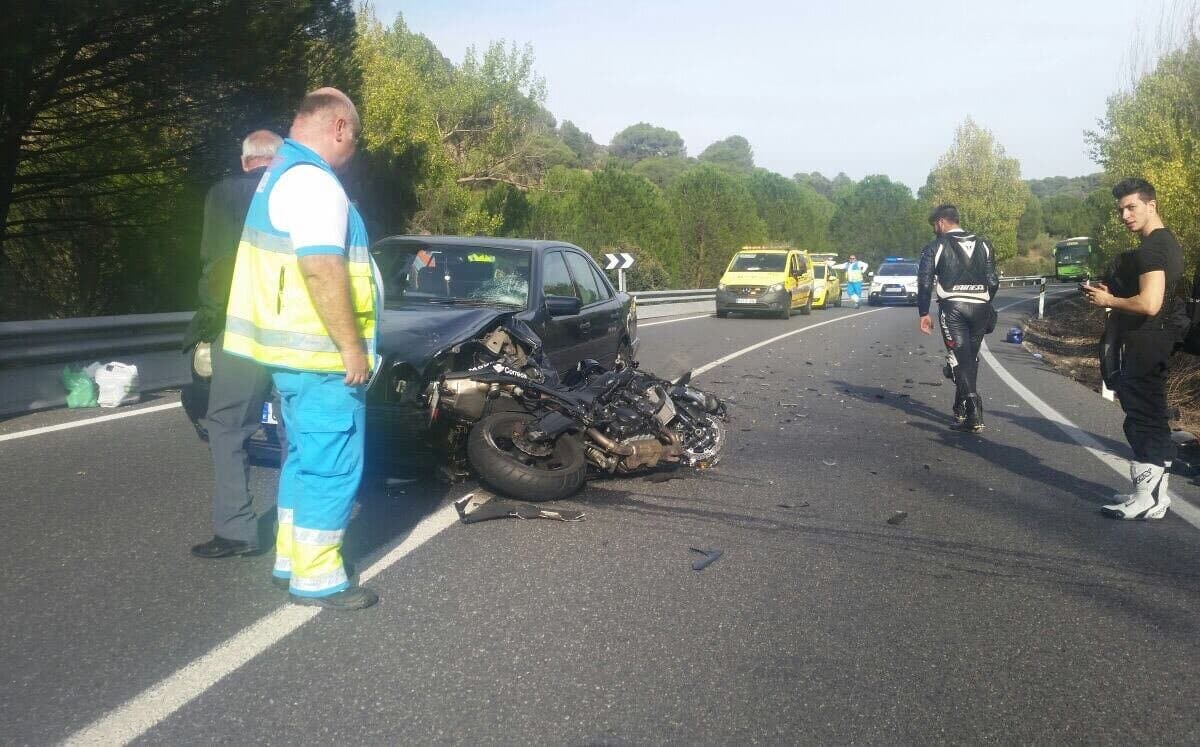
[545,295,582,317]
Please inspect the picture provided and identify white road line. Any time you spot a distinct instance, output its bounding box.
[693,309,880,377]
[980,341,1200,531]
[64,305,881,744]
[64,503,461,746]
[640,313,712,328]
[0,402,182,443]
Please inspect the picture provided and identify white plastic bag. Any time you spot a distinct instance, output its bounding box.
[95,362,141,408]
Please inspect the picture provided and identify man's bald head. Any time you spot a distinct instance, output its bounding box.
[289,87,360,171]
[241,129,281,172]
[294,87,359,130]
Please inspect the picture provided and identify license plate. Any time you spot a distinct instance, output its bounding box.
[735,298,758,304]
[261,402,278,425]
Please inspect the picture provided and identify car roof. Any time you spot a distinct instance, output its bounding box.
[372,235,580,252]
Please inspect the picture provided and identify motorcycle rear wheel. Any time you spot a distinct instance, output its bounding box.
[468,412,587,501]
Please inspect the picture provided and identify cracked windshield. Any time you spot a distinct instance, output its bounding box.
[381,245,531,309]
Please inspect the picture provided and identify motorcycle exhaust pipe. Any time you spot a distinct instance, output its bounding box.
[586,427,636,456]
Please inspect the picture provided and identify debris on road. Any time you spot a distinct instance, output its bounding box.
[776,501,810,508]
[887,511,908,525]
[822,459,838,467]
[454,491,584,524]
[689,547,723,571]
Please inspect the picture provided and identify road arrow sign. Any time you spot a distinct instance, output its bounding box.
[604,252,635,270]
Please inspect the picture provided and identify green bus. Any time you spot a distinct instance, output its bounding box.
[1054,236,1092,281]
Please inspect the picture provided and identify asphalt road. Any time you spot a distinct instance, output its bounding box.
[4,286,1200,744]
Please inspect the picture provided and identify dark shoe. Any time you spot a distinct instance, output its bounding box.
[191,536,262,559]
[271,576,290,590]
[952,395,984,432]
[952,398,967,425]
[289,586,379,611]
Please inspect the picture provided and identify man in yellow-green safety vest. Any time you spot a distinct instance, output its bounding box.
[833,254,870,308]
[224,87,380,611]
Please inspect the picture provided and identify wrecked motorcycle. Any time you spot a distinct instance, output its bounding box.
[432,321,729,501]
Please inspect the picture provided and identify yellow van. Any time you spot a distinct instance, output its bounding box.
[715,246,814,319]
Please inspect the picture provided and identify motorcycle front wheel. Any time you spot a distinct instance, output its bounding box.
[467,412,587,501]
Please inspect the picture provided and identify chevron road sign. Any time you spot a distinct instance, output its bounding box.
[603,252,635,292]
[604,252,635,270]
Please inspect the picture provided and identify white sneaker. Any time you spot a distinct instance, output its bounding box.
[1102,462,1168,520]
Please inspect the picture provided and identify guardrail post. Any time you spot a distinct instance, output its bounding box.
[1038,277,1046,319]
[618,268,627,293]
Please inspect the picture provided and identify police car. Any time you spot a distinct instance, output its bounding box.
[867,257,919,306]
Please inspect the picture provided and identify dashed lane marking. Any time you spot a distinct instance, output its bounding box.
[981,341,1200,532]
[0,402,182,443]
[63,304,881,745]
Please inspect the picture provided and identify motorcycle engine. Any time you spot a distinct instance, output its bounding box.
[605,406,646,440]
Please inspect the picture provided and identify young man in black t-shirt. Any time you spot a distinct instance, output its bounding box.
[1082,178,1185,520]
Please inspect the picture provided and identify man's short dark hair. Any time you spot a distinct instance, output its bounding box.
[928,204,960,226]
[1112,178,1156,203]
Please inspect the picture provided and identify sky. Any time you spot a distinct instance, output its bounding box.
[377,0,1183,191]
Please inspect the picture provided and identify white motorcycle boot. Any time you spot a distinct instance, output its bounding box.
[1101,461,1167,520]
[1108,461,1172,519]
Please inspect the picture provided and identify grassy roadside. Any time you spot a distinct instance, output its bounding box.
[1021,295,1200,435]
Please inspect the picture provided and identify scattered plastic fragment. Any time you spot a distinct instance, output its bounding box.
[822,459,838,467]
[887,511,908,525]
[454,491,584,524]
[689,547,723,571]
[776,501,810,509]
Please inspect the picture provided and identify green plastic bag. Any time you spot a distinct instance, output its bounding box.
[62,366,98,408]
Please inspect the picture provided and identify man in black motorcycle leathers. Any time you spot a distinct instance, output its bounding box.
[917,204,999,432]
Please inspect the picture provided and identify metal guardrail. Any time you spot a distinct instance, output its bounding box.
[0,290,720,416]
[997,275,1048,288]
[0,313,194,417]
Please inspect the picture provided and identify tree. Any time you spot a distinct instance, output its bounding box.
[924,118,1028,262]
[1041,194,1097,238]
[528,165,682,281]
[698,135,754,173]
[1016,192,1044,243]
[1090,38,1200,267]
[1,0,355,319]
[667,165,765,287]
[1026,174,1103,200]
[631,156,694,189]
[609,122,685,163]
[828,175,928,266]
[744,169,833,252]
[559,120,602,166]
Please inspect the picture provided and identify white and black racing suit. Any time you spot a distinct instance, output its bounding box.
[917,230,1000,426]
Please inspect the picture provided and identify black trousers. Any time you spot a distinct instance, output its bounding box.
[938,301,993,407]
[1117,329,1176,466]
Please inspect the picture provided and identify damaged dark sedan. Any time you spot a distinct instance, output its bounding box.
[183,236,639,473]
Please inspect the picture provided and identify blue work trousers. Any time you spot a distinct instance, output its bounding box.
[270,370,366,597]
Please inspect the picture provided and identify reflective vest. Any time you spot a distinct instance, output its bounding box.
[844,261,865,282]
[223,139,377,373]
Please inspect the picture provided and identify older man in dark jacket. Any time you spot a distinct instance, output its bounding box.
[188,130,285,559]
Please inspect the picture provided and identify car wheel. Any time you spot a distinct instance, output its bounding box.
[834,292,842,308]
[799,294,812,315]
[779,297,792,319]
